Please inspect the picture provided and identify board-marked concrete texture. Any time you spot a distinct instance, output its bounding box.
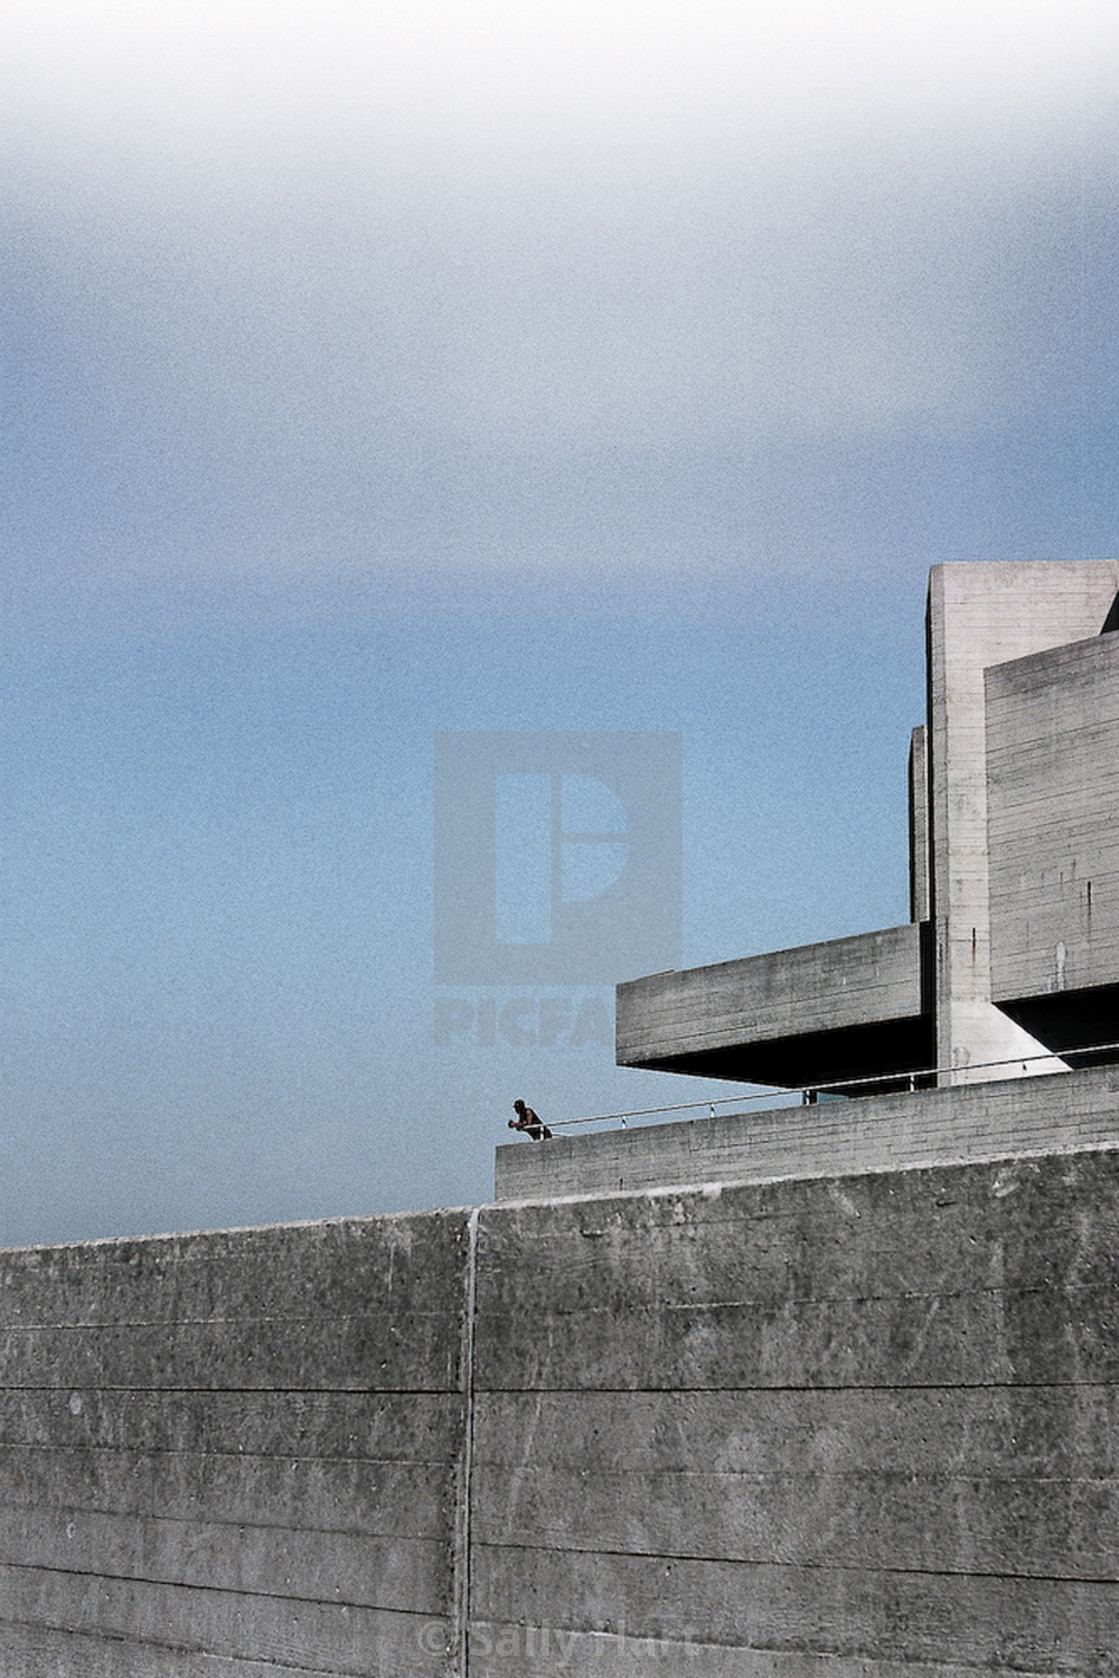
[0,1211,472,1677]
[471,1148,1119,1676]
[926,559,1119,1081]
[987,631,1119,1017]
[616,922,932,1088]
[2,1119,1118,1674]
[495,1061,1119,1202]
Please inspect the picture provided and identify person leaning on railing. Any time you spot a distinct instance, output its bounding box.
[509,1099,552,1141]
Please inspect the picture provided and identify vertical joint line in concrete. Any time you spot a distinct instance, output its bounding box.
[452,1206,480,1678]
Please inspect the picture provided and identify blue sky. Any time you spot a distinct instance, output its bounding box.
[2,1,1117,1244]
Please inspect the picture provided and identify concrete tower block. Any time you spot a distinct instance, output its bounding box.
[927,560,1119,1083]
[987,630,1119,1031]
[615,558,1119,1100]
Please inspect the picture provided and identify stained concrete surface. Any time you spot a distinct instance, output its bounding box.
[1,1130,1117,1675]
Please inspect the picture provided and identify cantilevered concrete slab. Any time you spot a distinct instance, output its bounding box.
[616,558,1119,1097]
[617,922,933,1089]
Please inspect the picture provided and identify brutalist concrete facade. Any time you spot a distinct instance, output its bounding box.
[5,558,1119,1674]
[617,559,1119,1091]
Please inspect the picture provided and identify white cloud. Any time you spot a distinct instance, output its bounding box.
[2,0,1117,149]
[2,1,1117,592]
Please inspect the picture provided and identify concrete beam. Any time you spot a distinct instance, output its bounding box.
[616,922,931,1087]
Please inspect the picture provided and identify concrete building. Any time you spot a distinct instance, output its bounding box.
[617,560,1119,1093]
[3,559,1118,1675]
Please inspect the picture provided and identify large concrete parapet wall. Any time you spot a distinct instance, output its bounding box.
[2,1128,1118,1675]
[0,1211,474,1676]
[473,1150,1119,1677]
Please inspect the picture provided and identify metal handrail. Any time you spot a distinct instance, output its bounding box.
[535,1040,1119,1133]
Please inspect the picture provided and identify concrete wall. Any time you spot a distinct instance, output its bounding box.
[908,723,930,923]
[0,1212,473,1677]
[473,1149,1119,1676]
[926,560,1119,1082]
[988,632,1119,1004]
[495,1062,1119,1202]
[3,1129,1118,1676]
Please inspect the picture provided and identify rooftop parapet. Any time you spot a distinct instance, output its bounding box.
[497,1062,1119,1202]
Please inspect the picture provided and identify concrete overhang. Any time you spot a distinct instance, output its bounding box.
[995,985,1119,1068]
[616,921,934,1092]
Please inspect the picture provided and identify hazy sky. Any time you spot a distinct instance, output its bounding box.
[2,1,1117,1244]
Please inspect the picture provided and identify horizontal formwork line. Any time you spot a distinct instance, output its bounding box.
[0,1314,455,1331]
[0,1616,378,1678]
[470,1540,1119,1587]
[0,1443,456,1466]
[0,1500,444,1543]
[10,1277,1116,1323]
[987,826,1119,845]
[3,1472,1111,1514]
[0,1559,442,1617]
[4,1475,1108,1516]
[478,1278,1118,1306]
[464,1624,1116,1672]
[466,1468,1115,1488]
[467,1379,1118,1394]
[490,1194,1119,1237]
[0,1385,461,1396]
